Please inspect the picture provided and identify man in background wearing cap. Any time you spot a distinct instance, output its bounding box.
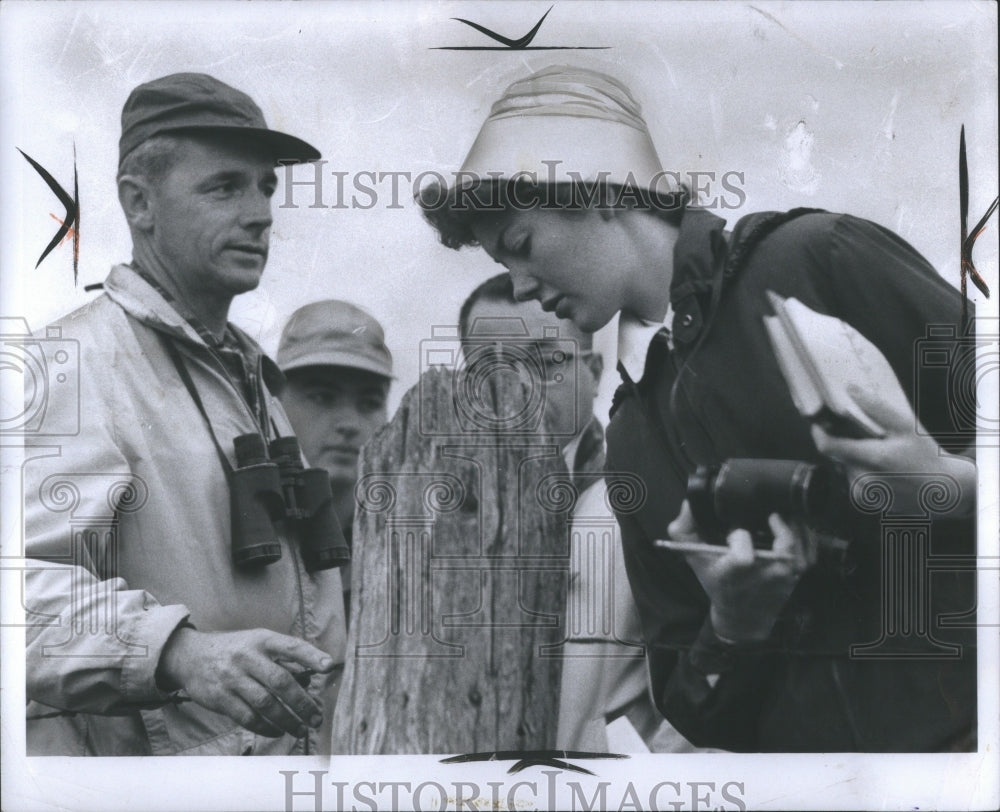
[276,301,393,621]
[24,73,348,756]
[421,65,976,751]
[458,274,697,753]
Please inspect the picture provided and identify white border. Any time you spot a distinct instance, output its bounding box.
[2,2,997,810]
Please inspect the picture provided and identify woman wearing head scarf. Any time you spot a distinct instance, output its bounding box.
[420,64,976,752]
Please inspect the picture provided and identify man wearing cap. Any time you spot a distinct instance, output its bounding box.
[420,65,976,751]
[276,301,393,620]
[24,73,348,756]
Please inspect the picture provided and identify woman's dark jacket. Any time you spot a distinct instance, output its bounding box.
[606,207,976,752]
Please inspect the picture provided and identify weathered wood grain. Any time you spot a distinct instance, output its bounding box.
[331,365,569,754]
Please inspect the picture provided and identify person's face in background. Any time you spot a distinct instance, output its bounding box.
[280,366,390,488]
[463,297,603,448]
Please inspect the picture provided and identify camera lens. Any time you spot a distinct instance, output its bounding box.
[686,465,724,540]
[685,459,848,542]
[715,459,814,533]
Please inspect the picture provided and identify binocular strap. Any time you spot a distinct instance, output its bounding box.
[161,333,237,481]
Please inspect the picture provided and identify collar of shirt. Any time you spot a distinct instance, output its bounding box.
[129,263,241,353]
[617,305,674,384]
[126,263,274,432]
[561,417,606,490]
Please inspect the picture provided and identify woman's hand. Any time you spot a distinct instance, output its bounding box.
[812,385,976,516]
[667,501,816,643]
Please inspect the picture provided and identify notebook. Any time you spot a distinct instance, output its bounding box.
[762,291,910,439]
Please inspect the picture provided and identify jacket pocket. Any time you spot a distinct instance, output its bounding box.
[139,703,244,755]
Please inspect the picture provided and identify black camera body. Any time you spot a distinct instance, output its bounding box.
[686,458,848,546]
[230,434,350,572]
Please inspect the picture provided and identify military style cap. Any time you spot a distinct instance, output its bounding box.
[119,72,321,166]
[277,301,393,379]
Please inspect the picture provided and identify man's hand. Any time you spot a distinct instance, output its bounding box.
[812,385,976,516]
[668,501,816,643]
[157,627,336,738]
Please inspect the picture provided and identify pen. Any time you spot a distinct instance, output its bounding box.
[654,538,796,563]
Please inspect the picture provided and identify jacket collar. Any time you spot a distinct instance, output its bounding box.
[615,208,727,384]
[103,264,286,391]
[668,207,729,304]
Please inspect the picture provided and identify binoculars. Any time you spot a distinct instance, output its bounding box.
[230,433,350,572]
[686,459,849,546]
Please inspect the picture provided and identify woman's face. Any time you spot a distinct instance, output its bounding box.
[470,206,642,334]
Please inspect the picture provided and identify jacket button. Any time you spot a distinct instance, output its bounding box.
[672,295,703,344]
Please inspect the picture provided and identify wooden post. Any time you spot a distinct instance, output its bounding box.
[331,366,569,753]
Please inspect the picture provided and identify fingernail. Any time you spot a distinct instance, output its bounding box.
[319,656,333,670]
[310,713,323,728]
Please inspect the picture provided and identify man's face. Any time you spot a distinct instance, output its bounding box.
[147,137,277,300]
[464,298,601,443]
[280,366,390,487]
[471,207,641,334]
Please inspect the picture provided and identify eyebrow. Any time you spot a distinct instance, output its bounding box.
[196,169,277,190]
[195,170,245,189]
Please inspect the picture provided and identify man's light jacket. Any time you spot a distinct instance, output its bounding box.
[24,265,348,755]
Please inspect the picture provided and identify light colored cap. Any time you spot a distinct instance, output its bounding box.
[458,64,668,191]
[277,300,393,379]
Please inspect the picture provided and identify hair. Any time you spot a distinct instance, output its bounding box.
[458,271,593,350]
[419,178,690,251]
[117,133,187,185]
